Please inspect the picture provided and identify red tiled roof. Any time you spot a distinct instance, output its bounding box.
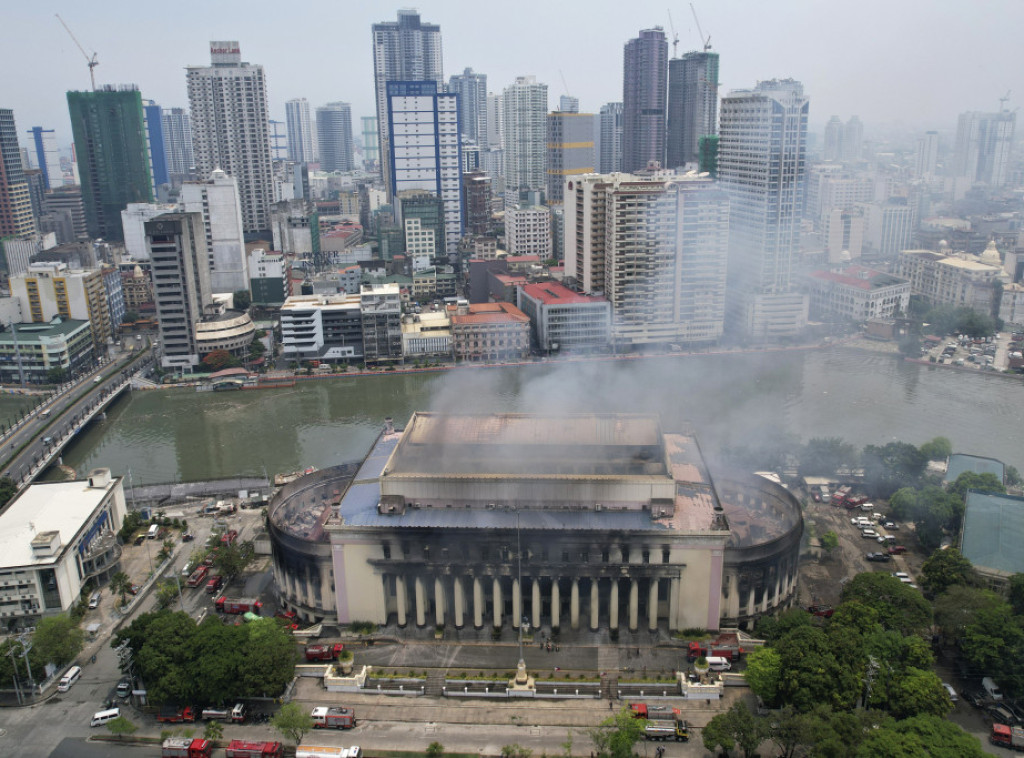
[452,302,529,325]
[521,281,605,305]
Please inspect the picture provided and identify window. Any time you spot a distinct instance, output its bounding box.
[382,543,391,560]
[642,549,650,564]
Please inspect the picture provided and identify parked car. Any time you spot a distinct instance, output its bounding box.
[807,605,834,618]
[861,529,879,539]
[883,521,898,529]
[942,682,959,702]
[888,545,907,555]
[116,677,132,698]
[866,552,892,562]
[963,688,987,708]
[181,533,195,542]
[127,583,142,595]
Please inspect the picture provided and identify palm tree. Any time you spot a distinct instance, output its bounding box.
[109,571,131,607]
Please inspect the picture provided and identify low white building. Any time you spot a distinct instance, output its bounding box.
[0,470,126,627]
[505,205,551,259]
[1000,283,1024,328]
[280,294,363,362]
[805,265,911,322]
[896,244,1006,313]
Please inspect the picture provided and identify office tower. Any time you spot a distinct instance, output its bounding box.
[502,76,548,198]
[316,102,354,172]
[360,116,379,170]
[486,92,503,150]
[0,109,36,237]
[505,204,551,258]
[598,102,623,173]
[285,98,315,163]
[268,120,287,161]
[121,202,178,260]
[145,212,213,370]
[843,116,863,161]
[372,9,444,188]
[565,170,730,347]
[26,127,64,189]
[180,169,248,293]
[387,82,463,258]
[823,116,843,161]
[547,111,595,204]
[719,79,810,337]
[449,68,488,149]
[161,108,194,180]
[461,170,491,235]
[915,130,939,179]
[622,28,668,173]
[559,95,580,114]
[43,185,87,241]
[954,110,1016,187]
[187,42,274,234]
[666,51,719,169]
[67,87,154,242]
[142,100,170,190]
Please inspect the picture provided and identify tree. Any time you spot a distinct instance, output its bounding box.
[154,580,181,610]
[934,585,1003,640]
[110,571,132,607]
[887,667,953,719]
[919,548,974,596]
[204,719,223,742]
[775,626,861,712]
[201,350,241,372]
[714,701,769,758]
[106,715,138,740]
[587,707,645,758]
[1009,574,1024,616]
[800,437,859,477]
[854,714,986,758]
[0,476,18,510]
[233,289,252,312]
[862,442,927,498]
[744,646,782,706]
[32,614,84,667]
[818,530,839,559]
[948,471,1005,500]
[238,619,297,697]
[840,572,932,636]
[701,713,736,756]
[214,540,255,580]
[961,603,1024,679]
[918,437,952,461]
[425,742,444,758]
[271,701,313,745]
[158,538,176,563]
[1007,465,1022,488]
[767,706,824,758]
[500,745,533,758]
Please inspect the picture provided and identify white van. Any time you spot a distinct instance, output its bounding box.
[147,524,159,540]
[57,665,82,692]
[706,656,732,671]
[91,707,120,726]
[982,676,1003,701]
[88,591,101,609]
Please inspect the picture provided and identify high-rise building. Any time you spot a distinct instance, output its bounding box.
[486,92,503,150]
[179,168,249,293]
[0,109,35,238]
[10,261,112,350]
[285,98,315,164]
[449,68,488,150]
[387,82,463,258]
[187,42,274,234]
[142,100,170,191]
[666,51,719,169]
[145,211,213,370]
[547,112,595,204]
[565,170,730,347]
[67,87,154,242]
[505,204,551,258]
[719,79,810,337]
[954,110,1016,187]
[559,95,580,114]
[598,102,623,173]
[461,170,492,236]
[161,107,194,180]
[502,76,548,198]
[914,130,939,179]
[823,116,843,162]
[622,28,668,173]
[360,116,379,170]
[372,10,444,188]
[316,102,354,172]
[843,116,863,161]
[26,127,64,190]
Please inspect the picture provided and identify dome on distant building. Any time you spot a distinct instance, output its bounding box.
[980,240,1001,267]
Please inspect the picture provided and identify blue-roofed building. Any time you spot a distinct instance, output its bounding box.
[961,491,1024,589]
[268,412,804,635]
[945,453,1005,486]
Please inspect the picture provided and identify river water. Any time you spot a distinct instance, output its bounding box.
[55,346,1024,485]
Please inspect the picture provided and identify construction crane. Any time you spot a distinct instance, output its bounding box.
[667,9,680,58]
[689,3,712,52]
[999,90,1012,111]
[56,14,99,91]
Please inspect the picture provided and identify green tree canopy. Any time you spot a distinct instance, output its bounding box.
[744,646,782,706]
[800,437,859,477]
[948,471,1006,500]
[271,701,313,745]
[233,289,252,311]
[840,573,932,636]
[0,476,18,511]
[862,442,927,498]
[887,667,953,719]
[1009,574,1024,616]
[919,548,974,596]
[213,540,255,580]
[106,715,138,739]
[702,701,768,758]
[854,714,986,758]
[934,585,1003,640]
[109,571,132,607]
[587,707,645,758]
[819,530,839,556]
[775,626,861,712]
[33,614,84,668]
[918,437,952,461]
[961,602,1024,686]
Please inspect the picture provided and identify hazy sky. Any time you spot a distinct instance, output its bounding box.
[5,0,1023,151]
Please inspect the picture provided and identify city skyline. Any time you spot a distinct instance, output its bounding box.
[4,0,1023,153]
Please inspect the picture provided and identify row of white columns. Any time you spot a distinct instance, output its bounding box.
[392,574,679,631]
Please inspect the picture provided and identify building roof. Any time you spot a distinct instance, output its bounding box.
[451,302,529,325]
[521,282,606,306]
[961,491,1024,576]
[0,478,117,569]
[0,318,91,344]
[944,453,1005,484]
[808,266,908,292]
